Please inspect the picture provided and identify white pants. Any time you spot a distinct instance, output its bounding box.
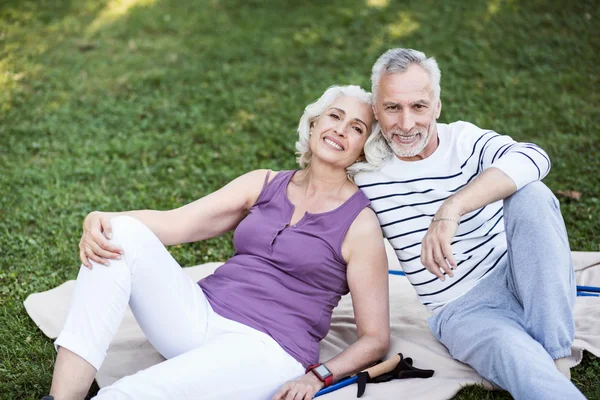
[55,216,304,400]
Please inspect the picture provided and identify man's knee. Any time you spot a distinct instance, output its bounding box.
[504,181,559,223]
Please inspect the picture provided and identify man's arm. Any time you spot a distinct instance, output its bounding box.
[441,166,517,219]
[420,167,516,280]
[420,126,551,280]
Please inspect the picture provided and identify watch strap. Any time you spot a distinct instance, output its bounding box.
[306,363,334,387]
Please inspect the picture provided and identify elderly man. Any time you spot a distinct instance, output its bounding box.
[355,48,585,399]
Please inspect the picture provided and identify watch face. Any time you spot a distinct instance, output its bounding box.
[314,364,332,378]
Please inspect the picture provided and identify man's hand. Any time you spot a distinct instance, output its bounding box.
[420,214,459,281]
[272,372,325,400]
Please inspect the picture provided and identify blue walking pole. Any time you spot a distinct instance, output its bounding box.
[315,355,404,397]
[315,354,404,397]
[388,270,600,296]
[577,285,600,293]
[314,353,434,397]
[314,376,357,397]
[578,292,599,297]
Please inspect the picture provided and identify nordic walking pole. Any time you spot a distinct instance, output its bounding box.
[389,270,600,296]
[314,354,402,397]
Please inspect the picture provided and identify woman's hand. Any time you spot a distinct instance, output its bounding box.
[79,211,123,269]
[272,373,324,400]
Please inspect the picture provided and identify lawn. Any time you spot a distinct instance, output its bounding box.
[1,0,598,398]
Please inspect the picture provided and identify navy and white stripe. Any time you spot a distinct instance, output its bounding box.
[355,121,550,311]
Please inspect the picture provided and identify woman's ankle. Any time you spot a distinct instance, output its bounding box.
[50,347,96,400]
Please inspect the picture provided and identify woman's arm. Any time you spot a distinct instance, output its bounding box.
[80,169,275,268]
[126,169,274,244]
[272,207,390,399]
[324,207,391,378]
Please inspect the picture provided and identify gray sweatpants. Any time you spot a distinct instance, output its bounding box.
[428,182,585,399]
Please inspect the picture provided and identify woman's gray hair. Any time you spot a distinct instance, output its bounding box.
[353,125,394,172]
[371,48,441,102]
[295,85,381,178]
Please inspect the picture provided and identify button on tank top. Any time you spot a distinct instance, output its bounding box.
[199,170,371,367]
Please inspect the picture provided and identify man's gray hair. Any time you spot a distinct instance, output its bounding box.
[371,48,441,102]
[295,85,379,178]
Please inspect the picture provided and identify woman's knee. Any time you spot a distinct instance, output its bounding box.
[109,216,156,248]
[110,215,147,236]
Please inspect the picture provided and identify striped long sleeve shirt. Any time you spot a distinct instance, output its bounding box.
[355,121,551,311]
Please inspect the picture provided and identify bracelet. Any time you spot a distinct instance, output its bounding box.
[432,216,460,225]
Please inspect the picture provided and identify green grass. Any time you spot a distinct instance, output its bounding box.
[1,0,599,398]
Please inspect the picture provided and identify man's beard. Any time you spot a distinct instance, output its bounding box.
[384,127,431,158]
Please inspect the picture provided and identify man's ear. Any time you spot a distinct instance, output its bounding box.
[435,99,442,119]
[372,103,379,121]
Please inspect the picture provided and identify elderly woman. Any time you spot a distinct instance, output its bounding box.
[44,85,390,400]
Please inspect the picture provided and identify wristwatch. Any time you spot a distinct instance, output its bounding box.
[306,363,334,387]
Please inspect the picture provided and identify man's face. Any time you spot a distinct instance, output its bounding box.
[374,65,441,161]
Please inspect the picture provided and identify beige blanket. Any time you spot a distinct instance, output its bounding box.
[24,245,600,399]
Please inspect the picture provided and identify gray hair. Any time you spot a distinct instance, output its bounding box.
[371,48,441,102]
[295,85,380,178]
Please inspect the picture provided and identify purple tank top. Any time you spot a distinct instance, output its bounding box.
[199,170,371,367]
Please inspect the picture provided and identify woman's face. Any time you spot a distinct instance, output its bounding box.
[309,95,373,169]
